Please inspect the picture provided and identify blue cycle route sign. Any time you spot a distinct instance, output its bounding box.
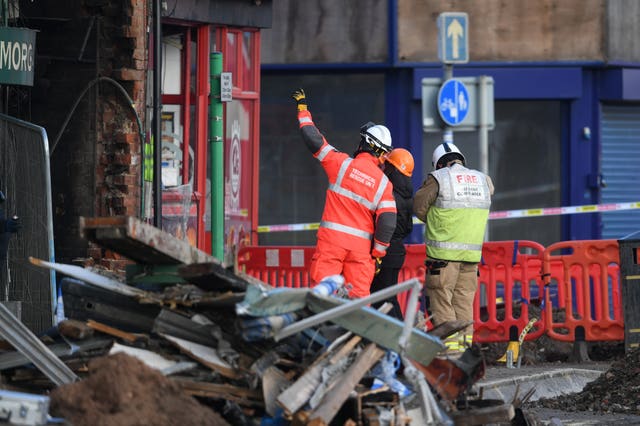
[437,78,469,126]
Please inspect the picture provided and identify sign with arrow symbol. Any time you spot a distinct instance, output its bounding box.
[438,12,469,64]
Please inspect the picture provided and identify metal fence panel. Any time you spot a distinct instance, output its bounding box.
[0,113,55,333]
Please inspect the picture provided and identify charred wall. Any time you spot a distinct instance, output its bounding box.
[21,0,147,265]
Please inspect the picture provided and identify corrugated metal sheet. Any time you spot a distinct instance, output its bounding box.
[601,105,640,240]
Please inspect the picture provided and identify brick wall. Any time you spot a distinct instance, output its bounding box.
[97,0,148,220]
[26,0,148,266]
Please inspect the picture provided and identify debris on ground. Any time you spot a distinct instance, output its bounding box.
[0,215,633,425]
[530,347,640,415]
[50,352,230,426]
[0,215,515,425]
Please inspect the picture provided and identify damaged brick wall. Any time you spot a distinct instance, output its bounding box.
[25,0,148,266]
[97,0,147,219]
[96,0,147,223]
[93,0,148,269]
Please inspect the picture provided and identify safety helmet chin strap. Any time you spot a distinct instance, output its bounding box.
[354,139,377,157]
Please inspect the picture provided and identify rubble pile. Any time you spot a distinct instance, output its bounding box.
[0,216,516,426]
[531,347,640,415]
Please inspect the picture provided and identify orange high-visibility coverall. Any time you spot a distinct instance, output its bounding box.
[297,109,397,298]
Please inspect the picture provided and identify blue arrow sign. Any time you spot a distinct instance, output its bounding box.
[437,79,469,126]
[438,12,469,64]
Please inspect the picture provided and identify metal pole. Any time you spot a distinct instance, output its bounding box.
[209,53,224,260]
[443,64,454,144]
[152,0,162,228]
[274,279,420,341]
[478,76,489,176]
[479,75,490,242]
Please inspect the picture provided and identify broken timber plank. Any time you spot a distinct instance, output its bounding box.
[277,350,333,416]
[175,379,263,408]
[178,262,251,292]
[30,257,151,299]
[307,343,384,425]
[161,334,240,380]
[80,216,216,265]
[86,320,144,344]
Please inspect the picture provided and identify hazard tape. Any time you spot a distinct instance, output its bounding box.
[256,201,640,233]
[487,201,640,220]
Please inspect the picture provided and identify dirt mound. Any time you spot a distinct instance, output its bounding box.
[49,352,230,426]
[531,347,640,415]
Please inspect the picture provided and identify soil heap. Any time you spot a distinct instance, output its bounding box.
[531,347,640,415]
[49,352,230,426]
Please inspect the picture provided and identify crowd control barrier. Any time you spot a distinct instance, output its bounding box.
[396,244,427,317]
[474,240,546,343]
[237,240,627,345]
[542,240,623,342]
[237,246,314,288]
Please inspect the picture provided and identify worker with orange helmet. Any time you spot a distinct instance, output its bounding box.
[369,148,415,319]
[413,142,494,355]
[292,89,397,299]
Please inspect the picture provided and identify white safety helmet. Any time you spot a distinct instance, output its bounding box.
[360,122,393,157]
[432,142,466,169]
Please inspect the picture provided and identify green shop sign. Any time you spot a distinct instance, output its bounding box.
[0,27,36,86]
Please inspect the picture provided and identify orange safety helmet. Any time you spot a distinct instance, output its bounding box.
[385,148,414,177]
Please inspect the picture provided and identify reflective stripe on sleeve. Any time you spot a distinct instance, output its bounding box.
[372,241,389,253]
[372,174,390,206]
[320,221,373,240]
[316,144,334,161]
[377,200,396,210]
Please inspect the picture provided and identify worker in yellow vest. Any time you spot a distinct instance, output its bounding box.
[413,142,494,355]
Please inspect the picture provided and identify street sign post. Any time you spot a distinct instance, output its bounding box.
[438,78,469,126]
[422,77,494,132]
[437,12,468,64]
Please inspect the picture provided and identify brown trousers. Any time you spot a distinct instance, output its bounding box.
[425,260,478,337]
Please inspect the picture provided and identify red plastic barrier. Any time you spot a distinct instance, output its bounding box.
[237,246,314,288]
[542,240,623,342]
[474,240,546,343]
[396,244,427,316]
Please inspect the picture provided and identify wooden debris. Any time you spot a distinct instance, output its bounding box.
[175,379,263,407]
[307,343,384,425]
[161,334,240,380]
[306,294,444,366]
[27,215,516,425]
[86,320,145,344]
[57,319,94,340]
[80,216,216,265]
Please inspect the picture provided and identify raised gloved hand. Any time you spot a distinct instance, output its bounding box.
[291,88,307,111]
